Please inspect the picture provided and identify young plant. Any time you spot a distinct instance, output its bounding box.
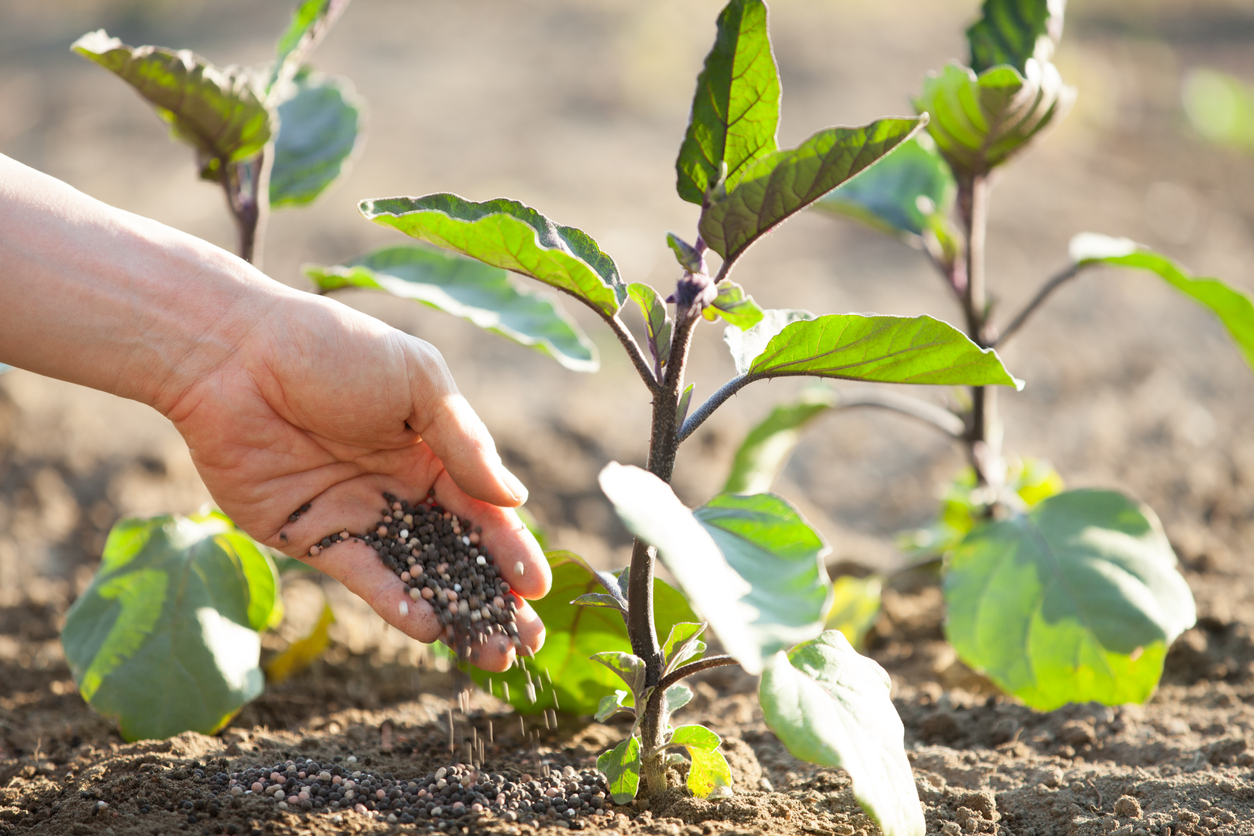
[734,0,1254,709]
[303,2,1024,832]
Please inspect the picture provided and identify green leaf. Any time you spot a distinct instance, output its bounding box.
[670,725,733,799]
[700,117,926,267]
[361,194,627,318]
[264,599,334,685]
[61,512,279,741]
[825,575,883,651]
[914,61,1074,178]
[815,134,958,241]
[628,282,672,370]
[1183,68,1254,153]
[723,384,836,494]
[305,243,598,372]
[596,690,633,722]
[466,551,696,715]
[676,383,695,427]
[599,464,831,675]
[269,0,351,93]
[72,31,271,176]
[944,489,1197,709]
[966,0,1066,75]
[761,631,925,836]
[671,724,720,751]
[661,683,694,722]
[703,281,765,330]
[572,593,626,611]
[731,312,1021,389]
[661,622,707,670]
[666,233,706,274]
[591,652,647,700]
[269,72,362,208]
[597,737,642,804]
[1069,234,1254,371]
[676,0,780,204]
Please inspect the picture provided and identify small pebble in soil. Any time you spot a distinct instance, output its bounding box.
[193,758,612,830]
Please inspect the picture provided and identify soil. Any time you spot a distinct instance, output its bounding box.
[3,1,1254,835]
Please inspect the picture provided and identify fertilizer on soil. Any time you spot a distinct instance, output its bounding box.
[187,758,611,830]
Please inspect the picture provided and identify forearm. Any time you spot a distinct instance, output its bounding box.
[0,153,297,414]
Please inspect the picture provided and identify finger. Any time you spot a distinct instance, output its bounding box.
[431,470,551,600]
[302,537,544,672]
[405,339,528,507]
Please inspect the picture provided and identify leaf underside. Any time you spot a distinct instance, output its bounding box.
[944,489,1197,709]
[304,243,598,372]
[760,632,925,836]
[72,30,271,175]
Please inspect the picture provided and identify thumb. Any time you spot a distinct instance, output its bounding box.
[404,338,527,506]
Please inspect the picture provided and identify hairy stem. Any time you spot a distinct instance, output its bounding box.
[631,306,701,795]
[219,151,271,267]
[993,263,1087,348]
[605,314,660,393]
[680,378,966,443]
[656,654,738,695]
[958,175,999,487]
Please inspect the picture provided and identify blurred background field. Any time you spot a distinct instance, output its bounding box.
[1,0,1253,645]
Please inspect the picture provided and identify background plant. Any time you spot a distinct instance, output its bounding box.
[727,0,1254,711]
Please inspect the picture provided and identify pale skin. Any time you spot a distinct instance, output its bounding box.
[0,153,550,671]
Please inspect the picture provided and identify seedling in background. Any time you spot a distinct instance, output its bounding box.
[304,1,1027,831]
[738,0,1254,709]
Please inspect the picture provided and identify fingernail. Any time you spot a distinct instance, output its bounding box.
[497,464,528,503]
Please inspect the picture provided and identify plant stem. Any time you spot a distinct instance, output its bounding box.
[993,263,1087,348]
[630,305,700,796]
[605,314,660,392]
[958,174,1000,488]
[219,151,271,267]
[656,654,737,695]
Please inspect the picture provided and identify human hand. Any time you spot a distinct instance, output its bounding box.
[163,288,550,672]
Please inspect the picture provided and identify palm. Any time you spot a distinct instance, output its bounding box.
[167,293,548,672]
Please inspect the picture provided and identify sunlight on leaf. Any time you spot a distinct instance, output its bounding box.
[597,737,641,804]
[966,0,1066,75]
[264,600,334,685]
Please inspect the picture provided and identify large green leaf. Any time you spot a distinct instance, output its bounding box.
[1070,234,1254,371]
[815,135,957,242]
[700,118,926,267]
[269,0,352,93]
[729,312,1021,388]
[599,464,831,675]
[675,0,780,204]
[760,631,925,836]
[966,0,1066,75]
[914,61,1073,178]
[305,244,597,372]
[61,512,279,741]
[270,72,362,208]
[1183,68,1254,154]
[72,31,272,177]
[360,194,627,318]
[466,551,696,715]
[944,489,1197,710]
[723,384,835,494]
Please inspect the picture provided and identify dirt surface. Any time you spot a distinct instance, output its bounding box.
[3,0,1254,834]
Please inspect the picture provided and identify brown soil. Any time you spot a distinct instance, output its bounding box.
[3,1,1254,835]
